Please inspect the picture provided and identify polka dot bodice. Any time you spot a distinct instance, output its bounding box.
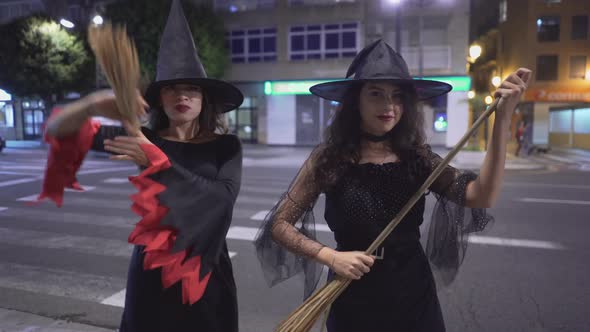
[325,161,426,249]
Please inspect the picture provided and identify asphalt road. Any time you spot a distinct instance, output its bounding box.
[0,147,588,332]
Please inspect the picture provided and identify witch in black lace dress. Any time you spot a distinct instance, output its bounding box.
[254,39,506,332]
[255,147,491,331]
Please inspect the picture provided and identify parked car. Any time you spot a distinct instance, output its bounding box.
[89,116,122,158]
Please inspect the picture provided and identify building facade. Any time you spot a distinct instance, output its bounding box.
[215,0,473,147]
[0,0,109,141]
[496,0,590,150]
[1,0,474,146]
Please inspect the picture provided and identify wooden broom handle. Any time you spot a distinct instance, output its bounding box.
[364,99,499,255]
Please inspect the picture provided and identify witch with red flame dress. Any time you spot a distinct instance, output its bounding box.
[38,1,243,331]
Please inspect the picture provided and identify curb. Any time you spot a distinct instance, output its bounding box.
[0,308,114,332]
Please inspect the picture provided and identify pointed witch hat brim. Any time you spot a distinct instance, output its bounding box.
[144,0,243,113]
[309,39,452,102]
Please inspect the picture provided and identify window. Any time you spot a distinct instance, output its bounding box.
[549,110,571,133]
[536,55,558,80]
[499,0,507,23]
[289,23,358,61]
[21,99,45,139]
[0,102,14,128]
[0,7,7,21]
[226,97,257,142]
[289,0,357,5]
[214,0,275,12]
[574,108,590,134]
[569,56,587,79]
[68,5,82,23]
[226,28,277,63]
[536,16,560,42]
[571,15,588,40]
[0,3,34,22]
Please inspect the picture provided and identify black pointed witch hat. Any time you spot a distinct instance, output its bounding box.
[144,0,243,112]
[309,39,452,101]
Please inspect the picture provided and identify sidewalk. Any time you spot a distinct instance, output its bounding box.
[0,308,114,332]
[242,144,547,170]
[5,140,44,149]
[1,141,548,171]
[549,147,590,161]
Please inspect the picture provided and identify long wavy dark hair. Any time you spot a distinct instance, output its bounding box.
[314,81,430,190]
[148,90,228,135]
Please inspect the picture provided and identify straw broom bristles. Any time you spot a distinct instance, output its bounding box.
[275,100,500,332]
[88,22,141,133]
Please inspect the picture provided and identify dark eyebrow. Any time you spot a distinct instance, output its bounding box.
[367,85,401,94]
[367,85,385,91]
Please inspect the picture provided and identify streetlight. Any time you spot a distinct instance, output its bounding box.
[491,76,502,87]
[468,90,475,99]
[469,44,482,62]
[92,15,104,26]
[59,18,74,29]
[385,0,403,52]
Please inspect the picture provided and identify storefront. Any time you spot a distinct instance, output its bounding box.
[226,96,258,143]
[0,88,16,140]
[0,87,48,141]
[525,87,590,150]
[262,76,471,147]
[548,106,590,150]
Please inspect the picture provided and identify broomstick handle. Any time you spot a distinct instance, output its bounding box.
[364,98,499,255]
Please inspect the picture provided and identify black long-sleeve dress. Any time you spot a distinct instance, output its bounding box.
[255,147,492,332]
[38,119,242,332]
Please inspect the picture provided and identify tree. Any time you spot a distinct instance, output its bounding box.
[105,0,229,82]
[0,15,91,107]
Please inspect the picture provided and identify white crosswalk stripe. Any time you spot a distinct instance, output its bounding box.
[518,197,590,205]
[103,178,129,184]
[250,210,270,220]
[103,250,239,308]
[0,162,571,322]
[0,262,126,303]
[0,176,253,313]
[226,224,564,250]
[17,186,96,202]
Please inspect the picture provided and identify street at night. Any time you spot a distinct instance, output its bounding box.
[0,146,589,331]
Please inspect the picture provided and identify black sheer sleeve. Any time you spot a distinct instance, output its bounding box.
[254,146,325,299]
[424,147,494,286]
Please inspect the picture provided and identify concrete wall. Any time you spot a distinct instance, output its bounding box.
[266,95,296,145]
[446,91,470,148]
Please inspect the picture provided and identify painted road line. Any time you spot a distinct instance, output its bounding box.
[103,178,129,184]
[518,198,590,205]
[250,210,270,221]
[226,226,259,241]
[468,235,565,250]
[0,177,41,188]
[101,251,237,308]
